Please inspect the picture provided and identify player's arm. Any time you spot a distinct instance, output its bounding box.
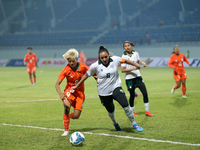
[35,55,39,67]
[71,73,89,90]
[124,59,140,69]
[168,56,176,69]
[184,55,191,66]
[55,79,65,100]
[121,67,138,73]
[138,60,147,67]
[23,57,27,65]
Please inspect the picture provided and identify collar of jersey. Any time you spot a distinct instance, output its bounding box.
[124,51,134,55]
[98,57,113,66]
[68,63,80,71]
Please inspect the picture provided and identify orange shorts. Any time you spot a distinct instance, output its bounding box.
[173,73,188,81]
[27,66,36,73]
[64,90,85,111]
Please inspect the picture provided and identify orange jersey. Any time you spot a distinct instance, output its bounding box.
[168,53,190,75]
[24,53,37,67]
[58,63,89,93]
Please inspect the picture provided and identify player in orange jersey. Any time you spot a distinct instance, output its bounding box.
[168,45,191,98]
[55,48,89,136]
[24,47,38,85]
[79,50,86,64]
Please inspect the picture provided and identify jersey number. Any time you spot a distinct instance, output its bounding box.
[106,73,110,78]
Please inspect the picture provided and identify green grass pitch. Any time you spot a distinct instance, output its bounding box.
[0,67,200,150]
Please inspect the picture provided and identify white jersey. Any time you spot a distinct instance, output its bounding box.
[87,56,123,96]
[121,51,141,79]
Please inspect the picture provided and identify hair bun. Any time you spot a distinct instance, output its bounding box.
[99,46,105,49]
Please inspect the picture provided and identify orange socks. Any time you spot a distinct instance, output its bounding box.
[34,77,36,83]
[69,113,75,119]
[173,84,177,90]
[182,86,186,96]
[63,114,70,131]
[63,113,75,131]
[30,78,33,84]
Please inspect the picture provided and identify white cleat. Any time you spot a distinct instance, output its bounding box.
[171,88,175,94]
[182,95,187,98]
[61,131,69,136]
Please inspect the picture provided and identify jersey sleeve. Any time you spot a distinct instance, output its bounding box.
[86,63,96,77]
[121,55,127,68]
[24,54,27,62]
[58,67,67,81]
[136,52,140,61]
[168,55,174,68]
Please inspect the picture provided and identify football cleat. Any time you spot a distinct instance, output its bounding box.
[145,111,154,117]
[132,124,143,132]
[61,131,69,136]
[182,95,187,98]
[113,123,122,131]
[133,112,138,116]
[134,93,139,99]
[171,88,175,94]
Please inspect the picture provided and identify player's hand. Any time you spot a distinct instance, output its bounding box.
[143,63,147,67]
[173,67,176,69]
[136,64,140,69]
[24,62,26,65]
[59,93,66,100]
[71,86,77,90]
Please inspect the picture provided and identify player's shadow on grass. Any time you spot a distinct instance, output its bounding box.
[170,96,191,107]
[6,85,31,90]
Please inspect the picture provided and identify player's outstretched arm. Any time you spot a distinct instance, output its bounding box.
[71,74,89,90]
[124,59,140,69]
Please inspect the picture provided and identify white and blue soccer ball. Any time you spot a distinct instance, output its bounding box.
[69,131,85,146]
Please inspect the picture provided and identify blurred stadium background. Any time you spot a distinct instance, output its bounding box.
[0,0,200,59]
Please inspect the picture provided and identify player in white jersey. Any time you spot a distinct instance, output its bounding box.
[121,41,154,117]
[72,46,143,132]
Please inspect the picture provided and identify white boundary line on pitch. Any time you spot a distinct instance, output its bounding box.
[1,90,200,103]
[0,123,200,147]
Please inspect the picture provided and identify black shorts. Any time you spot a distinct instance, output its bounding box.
[99,87,129,113]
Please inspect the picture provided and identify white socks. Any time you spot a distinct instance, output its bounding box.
[144,102,149,112]
[124,105,136,125]
[107,111,117,124]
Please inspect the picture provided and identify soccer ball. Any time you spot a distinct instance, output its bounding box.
[69,131,85,146]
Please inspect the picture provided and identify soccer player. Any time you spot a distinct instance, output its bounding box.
[168,45,191,98]
[23,47,38,85]
[130,42,139,99]
[72,46,143,132]
[79,50,86,64]
[121,41,154,117]
[55,48,89,136]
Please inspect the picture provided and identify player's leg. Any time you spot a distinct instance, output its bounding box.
[27,67,33,84]
[69,93,84,119]
[99,95,121,131]
[32,67,36,84]
[171,74,181,94]
[181,79,187,98]
[29,73,33,84]
[62,97,71,136]
[136,77,154,117]
[113,87,143,132]
[126,79,137,116]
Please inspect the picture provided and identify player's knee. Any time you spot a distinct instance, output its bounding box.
[74,114,80,119]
